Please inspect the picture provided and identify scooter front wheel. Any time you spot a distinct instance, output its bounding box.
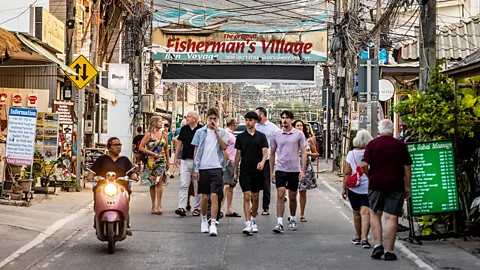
[107,223,115,254]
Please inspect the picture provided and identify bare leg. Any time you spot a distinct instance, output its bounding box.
[360,206,371,241]
[251,192,259,218]
[149,186,156,213]
[370,210,383,246]
[299,190,307,218]
[221,185,229,213]
[201,194,209,216]
[352,210,361,239]
[211,193,219,221]
[227,187,234,214]
[243,192,252,221]
[288,190,298,217]
[384,213,398,252]
[276,187,286,218]
[156,176,164,213]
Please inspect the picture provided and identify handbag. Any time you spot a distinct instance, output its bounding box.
[346,155,363,188]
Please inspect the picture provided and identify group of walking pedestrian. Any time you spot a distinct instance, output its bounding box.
[131,107,320,237]
[343,119,412,261]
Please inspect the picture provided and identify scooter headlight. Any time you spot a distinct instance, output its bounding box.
[104,183,118,197]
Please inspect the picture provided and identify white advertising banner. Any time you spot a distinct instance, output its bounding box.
[108,64,129,90]
[6,107,37,165]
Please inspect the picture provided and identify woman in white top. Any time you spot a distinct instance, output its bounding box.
[342,129,373,249]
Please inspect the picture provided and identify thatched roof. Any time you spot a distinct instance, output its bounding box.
[0,27,20,59]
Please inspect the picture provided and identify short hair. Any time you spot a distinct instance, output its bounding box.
[378,119,394,135]
[188,111,199,121]
[244,111,259,121]
[136,126,142,133]
[353,129,373,148]
[280,110,294,119]
[226,118,237,127]
[107,137,120,149]
[206,108,219,118]
[256,107,267,116]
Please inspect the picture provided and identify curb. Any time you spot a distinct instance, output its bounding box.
[0,194,46,207]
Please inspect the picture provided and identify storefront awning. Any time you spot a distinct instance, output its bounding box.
[15,33,78,76]
[98,85,116,102]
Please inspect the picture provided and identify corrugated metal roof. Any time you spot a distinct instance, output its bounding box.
[397,14,480,60]
[446,50,480,71]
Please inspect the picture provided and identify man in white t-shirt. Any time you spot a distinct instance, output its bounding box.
[192,108,228,236]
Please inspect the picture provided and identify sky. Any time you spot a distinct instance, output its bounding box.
[0,0,50,33]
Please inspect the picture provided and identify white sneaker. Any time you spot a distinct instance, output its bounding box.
[209,225,218,236]
[251,221,258,233]
[201,221,209,233]
[243,222,253,235]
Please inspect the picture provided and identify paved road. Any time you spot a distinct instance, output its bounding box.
[1,175,423,270]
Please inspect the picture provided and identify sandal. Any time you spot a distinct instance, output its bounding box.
[192,209,200,216]
[225,212,242,218]
[151,208,157,214]
[157,207,163,215]
[300,217,307,222]
[262,211,270,216]
[175,208,186,217]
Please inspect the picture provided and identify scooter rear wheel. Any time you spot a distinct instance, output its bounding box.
[107,223,115,254]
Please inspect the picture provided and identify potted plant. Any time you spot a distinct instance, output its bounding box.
[32,151,62,187]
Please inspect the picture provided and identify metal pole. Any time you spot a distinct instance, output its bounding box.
[76,89,84,189]
[367,60,372,134]
[325,88,329,163]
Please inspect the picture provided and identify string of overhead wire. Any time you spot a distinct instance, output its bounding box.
[0,0,38,25]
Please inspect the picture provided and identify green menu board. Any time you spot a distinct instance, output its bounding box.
[408,141,459,216]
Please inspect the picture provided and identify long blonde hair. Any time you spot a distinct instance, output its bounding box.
[148,116,163,133]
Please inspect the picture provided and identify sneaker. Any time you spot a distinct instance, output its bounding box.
[289,219,297,231]
[243,222,253,236]
[384,252,397,261]
[201,221,209,233]
[209,225,218,236]
[273,223,284,233]
[207,218,219,226]
[351,237,361,245]
[251,221,258,233]
[371,245,385,260]
[362,240,371,249]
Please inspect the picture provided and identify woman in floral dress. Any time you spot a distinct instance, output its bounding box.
[293,120,318,222]
[139,116,170,215]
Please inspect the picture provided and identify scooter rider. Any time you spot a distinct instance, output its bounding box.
[87,137,138,235]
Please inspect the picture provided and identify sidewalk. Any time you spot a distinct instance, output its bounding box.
[315,161,480,269]
[0,186,93,265]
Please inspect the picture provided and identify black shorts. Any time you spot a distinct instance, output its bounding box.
[198,168,224,195]
[347,189,369,211]
[240,171,264,193]
[275,171,300,192]
[368,190,404,216]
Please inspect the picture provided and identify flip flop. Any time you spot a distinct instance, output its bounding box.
[225,212,242,217]
[151,208,157,214]
[157,208,163,215]
[192,209,200,216]
[262,211,270,216]
[300,217,307,222]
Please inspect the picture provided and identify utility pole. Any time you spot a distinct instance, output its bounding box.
[172,85,178,127]
[374,0,382,59]
[219,83,224,126]
[182,83,186,121]
[419,0,437,92]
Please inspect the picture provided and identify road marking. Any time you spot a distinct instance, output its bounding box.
[340,212,350,221]
[318,179,434,270]
[322,180,340,194]
[53,252,65,259]
[0,202,93,269]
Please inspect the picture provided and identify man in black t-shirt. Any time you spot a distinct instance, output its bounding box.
[87,137,138,235]
[132,127,144,165]
[174,111,203,217]
[233,112,268,235]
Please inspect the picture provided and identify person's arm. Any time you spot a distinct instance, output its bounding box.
[404,165,412,199]
[233,149,241,183]
[164,133,170,170]
[343,159,353,199]
[308,139,318,157]
[139,133,156,156]
[216,129,228,151]
[258,147,268,171]
[193,146,199,180]
[299,146,307,181]
[223,150,230,163]
[269,147,276,183]
[360,161,369,176]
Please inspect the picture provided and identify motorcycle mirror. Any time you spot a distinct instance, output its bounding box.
[126,166,136,175]
[87,168,96,175]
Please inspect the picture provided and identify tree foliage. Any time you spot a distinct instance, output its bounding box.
[394,64,480,141]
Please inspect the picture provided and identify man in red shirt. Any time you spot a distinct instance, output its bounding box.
[361,119,412,261]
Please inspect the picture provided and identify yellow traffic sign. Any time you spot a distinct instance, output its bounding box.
[67,55,99,89]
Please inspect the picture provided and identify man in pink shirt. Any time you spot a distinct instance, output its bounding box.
[270,110,307,233]
[221,118,241,217]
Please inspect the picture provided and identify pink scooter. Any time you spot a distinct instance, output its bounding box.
[87,167,137,254]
